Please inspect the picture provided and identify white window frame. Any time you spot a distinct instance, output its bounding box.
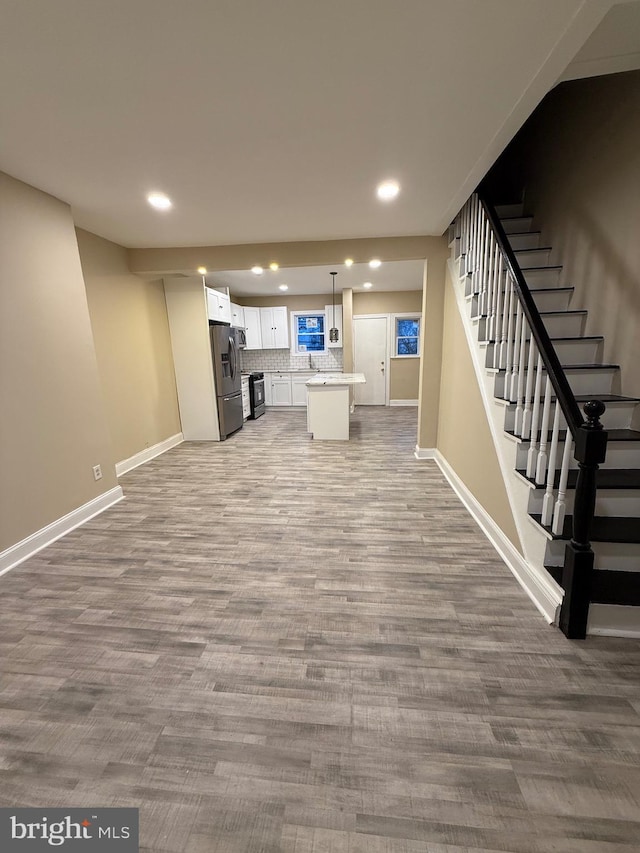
[290,310,328,355]
[391,313,421,359]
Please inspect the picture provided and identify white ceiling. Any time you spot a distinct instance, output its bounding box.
[1,1,635,251]
[207,259,425,297]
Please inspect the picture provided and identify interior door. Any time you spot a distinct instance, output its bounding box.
[353,316,388,405]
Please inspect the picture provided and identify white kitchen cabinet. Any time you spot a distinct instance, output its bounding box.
[324,303,343,348]
[270,372,293,406]
[260,306,289,349]
[264,375,273,406]
[230,302,245,328]
[291,375,309,406]
[206,287,231,324]
[243,306,262,349]
[241,375,251,419]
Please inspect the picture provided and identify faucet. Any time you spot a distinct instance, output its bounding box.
[308,353,314,371]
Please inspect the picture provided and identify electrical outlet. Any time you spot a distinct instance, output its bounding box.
[92,465,102,481]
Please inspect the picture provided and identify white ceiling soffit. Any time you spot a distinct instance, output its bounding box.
[560,1,640,81]
[0,0,612,249]
[207,260,425,297]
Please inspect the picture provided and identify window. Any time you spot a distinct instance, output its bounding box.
[394,315,420,357]
[291,311,327,354]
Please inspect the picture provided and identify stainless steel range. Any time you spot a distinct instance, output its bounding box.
[248,372,265,419]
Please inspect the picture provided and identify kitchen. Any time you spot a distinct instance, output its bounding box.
[164,261,424,443]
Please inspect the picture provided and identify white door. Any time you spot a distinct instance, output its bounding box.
[354,316,388,405]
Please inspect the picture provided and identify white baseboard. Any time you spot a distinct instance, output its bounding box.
[116,432,183,477]
[390,399,419,407]
[426,450,562,625]
[414,446,437,459]
[0,486,124,578]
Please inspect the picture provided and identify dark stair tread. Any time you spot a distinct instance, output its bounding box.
[508,428,640,443]
[532,514,640,543]
[518,468,640,490]
[506,230,541,236]
[520,265,563,272]
[539,309,587,316]
[486,335,604,344]
[544,565,640,606]
[497,363,620,373]
[514,247,553,254]
[503,394,640,404]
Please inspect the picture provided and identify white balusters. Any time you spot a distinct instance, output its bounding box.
[521,333,537,439]
[552,433,573,535]
[498,256,509,369]
[514,310,529,434]
[492,252,504,368]
[510,302,523,402]
[526,354,544,478]
[541,402,561,525]
[536,377,553,485]
[503,275,516,400]
[478,216,490,314]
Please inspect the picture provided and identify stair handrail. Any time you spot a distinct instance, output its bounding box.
[474,187,608,638]
[477,190,584,436]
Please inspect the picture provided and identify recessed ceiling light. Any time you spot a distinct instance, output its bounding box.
[376,180,400,201]
[278,284,289,291]
[251,266,263,275]
[369,258,382,269]
[147,192,172,210]
[197,266,207,275]
[363,282,373,289]
[344,258,354,267]
[270,262,279,271]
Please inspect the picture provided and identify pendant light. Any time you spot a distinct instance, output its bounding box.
[329,271,339,343]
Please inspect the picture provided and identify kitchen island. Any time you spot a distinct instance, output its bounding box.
[306,373,366,440]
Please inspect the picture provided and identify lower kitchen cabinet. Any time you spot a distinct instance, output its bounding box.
[270,373,292,406]
[291,376,309,406]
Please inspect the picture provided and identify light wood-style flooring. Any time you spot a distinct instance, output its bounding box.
[1,407,639,852]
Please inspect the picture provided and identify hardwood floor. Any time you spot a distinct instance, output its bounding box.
[1,407,639,852]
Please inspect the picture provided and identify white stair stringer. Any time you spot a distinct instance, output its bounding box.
[447,257,563,625]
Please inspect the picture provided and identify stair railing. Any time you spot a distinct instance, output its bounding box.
[454,190,608,639]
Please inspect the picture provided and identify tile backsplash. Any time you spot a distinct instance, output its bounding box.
[240,348,343,373]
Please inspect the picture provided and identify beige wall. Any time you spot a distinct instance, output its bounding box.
[78,229,181,464]
[0,173,118,551]
[353,290,423,401]
[418,246,449,448]
[508,71,640,398]
[437,273,521,550]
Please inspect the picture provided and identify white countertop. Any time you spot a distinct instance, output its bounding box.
[306,372,366,386]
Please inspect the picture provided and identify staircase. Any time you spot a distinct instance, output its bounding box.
[451,194,640,638]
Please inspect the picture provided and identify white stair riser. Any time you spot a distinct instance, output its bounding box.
[508,232,541,250]
[514,439,640,470]
[567,369,618,396]
[503,401,638,431]
[528,488,640,518]
[532,290,572,311]
[546,540,640,572]
[485,338,601,367]
[494,367,616,398]
[502,216,534,233]
[515,248,552,267]
[496,203,525,218]
[481,310,588,337]
[523,267,562,287]
[542,313,587,337]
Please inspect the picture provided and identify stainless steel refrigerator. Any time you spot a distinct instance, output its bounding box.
[210,323,243,440]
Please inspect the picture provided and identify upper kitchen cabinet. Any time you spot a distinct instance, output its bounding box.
[243,306,262,349]
[324,304,343,348]
[260,306,289,349]
[206,287,231,324]
[230,302,245,328]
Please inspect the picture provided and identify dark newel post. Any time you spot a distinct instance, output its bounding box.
[559,400,608,639]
